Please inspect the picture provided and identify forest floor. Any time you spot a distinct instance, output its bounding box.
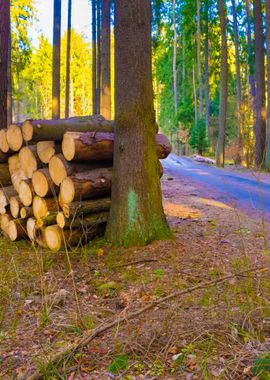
[1,168,270,379]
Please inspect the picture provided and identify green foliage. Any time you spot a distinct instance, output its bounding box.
[189,119,209,154]
[108,354,129,374]
[252,353,270,379]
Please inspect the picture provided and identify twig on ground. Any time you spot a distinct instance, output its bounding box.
[24,265,269,380]
[113,258,158,268]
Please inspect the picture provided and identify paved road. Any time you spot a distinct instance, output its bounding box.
[163,154,270,221]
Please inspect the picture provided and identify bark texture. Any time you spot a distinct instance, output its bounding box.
[106,0,170,246]
[265,0,270,169]
[52,0,61,119]
[65,0,72,118]
[254,0,266,167]
[0,0,10,130]
[101,0,111,119]
[216,0,228,167]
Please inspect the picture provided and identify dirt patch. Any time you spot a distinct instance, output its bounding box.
[0,173,270,379]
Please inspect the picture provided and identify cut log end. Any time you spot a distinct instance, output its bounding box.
[0,129,10,153]
[49,155,68,186]
[26,218,36,241]
[37,141,57,164]
[8,220,23,241]
[45,225,62,252]
[59,177,75,205]
[1,214,12,235]
[32,170,49,197]
[22,120,34,142]
[33,196,49,220]
[7,124,23,151]
[10,197,20,218]
[56,212,66,228]
[19,146,38,178]
[19,181,33,207]
[62,133,75,161]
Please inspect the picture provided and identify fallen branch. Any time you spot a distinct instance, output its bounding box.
[25,265,269,380]
[113,258,158,268]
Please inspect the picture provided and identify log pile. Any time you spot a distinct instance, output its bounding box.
[0,115,171,252]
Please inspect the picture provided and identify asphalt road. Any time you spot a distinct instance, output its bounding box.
[163,154,270,221]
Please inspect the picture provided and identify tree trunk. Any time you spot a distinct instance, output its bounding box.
[52,0,61,119]
[192,64,198,126]
[65,0,72,118]
[197,0,203,120]
[62,131,171,162]
[265,0,270,170]
[216,0,228,167]
[0,0,10,130]
[205,0,209,138]
[22,116,114,142]
[246,0,256,128]
[92,0,97,114]
[101,0,111,119]
[106,0,170,246]
[253,0,266,167]
[96,0,101,114]
[59,167,112,205]
[232,0,242,165]
[7,30,12,126]
[172,0,178,114]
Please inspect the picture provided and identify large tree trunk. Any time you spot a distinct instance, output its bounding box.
[254,0,266,167]
[0,0,10,130]
[96,0,101,114]
[7,30,12,126]
[106,0,170,246]
[101,0,111,119]
[172,0,178,115]
[22,116,114,142]
[265,0,270,170]
[92,0,97,114]
[232,0,242,165]
[197,0,203,120]
[216,0,228,167]
[205,0,209,138]
[246,0,256,131]
[65,0,72,118]
[52,0,61,119]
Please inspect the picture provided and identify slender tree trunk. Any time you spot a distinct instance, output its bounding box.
[232,0,242,165]
[106,0,170,246]
[253,0,266,167]
[52,0,61,119]
[197,0,203,120]
[65,0,72,118]
[101,0,111,119]
[96,0,101,114]
[7,30,12,126]
[265,0,270,169]
[205,0,209,138]
[216,0,228,167]
[246,0,256,134]
[172,0,178,114]
[0,0,10,129]
[182,33,185,99]
[92,0,97,114]
[192,64,198,126]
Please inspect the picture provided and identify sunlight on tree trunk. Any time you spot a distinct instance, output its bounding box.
[52,0,61,119]
[101,0,111,119]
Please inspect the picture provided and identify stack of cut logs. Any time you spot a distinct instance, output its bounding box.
[0,116,171,252]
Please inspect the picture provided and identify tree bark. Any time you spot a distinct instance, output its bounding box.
[246,0,256,129]
[96,0,101,114]
[0,0,10,130]
[172,0,178,114]
[59,167,112,205]
[22,116,114,143]
[265,0,270,170]
[62,131,171,162]
[192,64,198,126]
[92,0,97,114]
[7,30,12,126]
[65,0,72,118]
[253,0,266,167]
[106,0,170,246]
[216,0,228,167]
[205,0,209,138]
[0,164,11,186]
[232,0,242,165]
[101,0,111,119]
[62,197,111,218]
[197,0,203,120]
[52,0,61,119]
